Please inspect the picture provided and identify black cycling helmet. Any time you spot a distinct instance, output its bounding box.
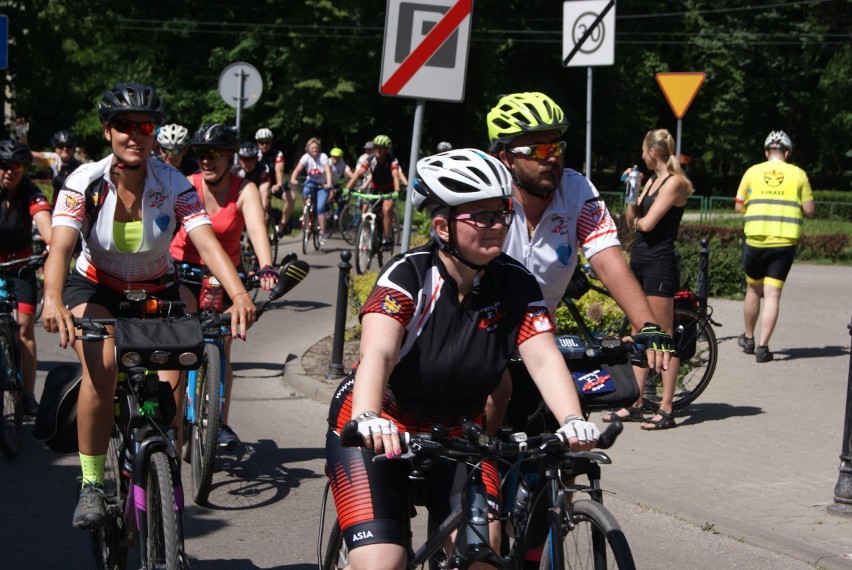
[0,139,33,166]
[238,141,259,158]
[190,123,240,151]
[50,130,78,149]
[98,82,166,124]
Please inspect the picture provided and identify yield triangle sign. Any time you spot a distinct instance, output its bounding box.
[656,72,705,119]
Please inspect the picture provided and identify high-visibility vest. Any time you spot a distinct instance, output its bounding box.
[739,161,808,242]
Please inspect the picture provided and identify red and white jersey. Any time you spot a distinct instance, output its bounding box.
[53,155,210,288]
[502,168,620,314]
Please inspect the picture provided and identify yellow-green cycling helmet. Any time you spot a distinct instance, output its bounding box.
[329,147,343,158]
[373,134,392,148]
[487,92,570,146]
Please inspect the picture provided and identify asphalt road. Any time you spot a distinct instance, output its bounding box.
[0,234,839,569]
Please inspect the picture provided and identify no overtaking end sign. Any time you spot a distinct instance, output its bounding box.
[380,0,473,102]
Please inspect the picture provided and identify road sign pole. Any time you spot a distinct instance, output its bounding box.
[585,67,592,179]
[676,118,683,163]
[401,99,425,253]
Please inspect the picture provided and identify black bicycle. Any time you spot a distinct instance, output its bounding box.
[239,218,280,302]
[351,190,399,275]
[0,254,46,458]
[74,295,200,570]
[319,419,633,570]
[301,183,323,254]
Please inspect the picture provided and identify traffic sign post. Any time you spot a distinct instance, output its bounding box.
[380,0,473,252]
[656,72,706,161]
[218,62,263,138]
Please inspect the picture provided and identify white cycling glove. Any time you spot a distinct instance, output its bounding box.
[355,412,399,440]
[556,415,600,443]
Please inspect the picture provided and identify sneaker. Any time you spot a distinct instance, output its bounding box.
[381,238,392,252]
[738,334,755,355]
[72,483,107,529]
[275,224,290,239]
[218,424,241,449]
[755,345,773,363]
[319,233,328,246]
[23,392,39,417]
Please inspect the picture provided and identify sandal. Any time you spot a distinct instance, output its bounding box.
[640,409,677,431]
[601,406,644,423]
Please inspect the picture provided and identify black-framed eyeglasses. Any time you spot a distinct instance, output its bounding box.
[256,139,272,145]
[196,150,224,162]
[0,161,24,172]
[111,119,157,137]
[454,209,514,228]
[508,141,566,160]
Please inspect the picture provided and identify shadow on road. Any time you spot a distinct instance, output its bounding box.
[773,345,849,360]
[675,402,764,426]
[188,561,316,570]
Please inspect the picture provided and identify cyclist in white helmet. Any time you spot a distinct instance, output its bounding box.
[734,130,814,363]
[325,149,599,570]
[157,123,197,175]
[255,127,293,236]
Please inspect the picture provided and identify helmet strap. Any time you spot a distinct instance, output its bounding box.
[436,216,489,271]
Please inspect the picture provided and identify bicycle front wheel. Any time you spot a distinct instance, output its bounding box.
[240,232,261,303]
[539,499,634,570]
[145,451,183,570]
[642,307,718,412]
[191,344,221,505]
[0,324,22,458]
[267,216,279,266]
[339,204,358,244]
[354,220,374,275]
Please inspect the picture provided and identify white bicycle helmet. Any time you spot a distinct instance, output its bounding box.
[412,148,513,212]
[255,127,273,141]
[157,124,189,150]
[764,130,792,152]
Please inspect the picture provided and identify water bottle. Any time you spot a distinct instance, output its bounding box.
[625,165,640,205]
[200,275,224,312]
[0,277,7,300]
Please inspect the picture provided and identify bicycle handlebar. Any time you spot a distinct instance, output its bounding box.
[341,189,399,201]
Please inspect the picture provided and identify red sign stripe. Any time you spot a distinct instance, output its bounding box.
[381,0,472,95]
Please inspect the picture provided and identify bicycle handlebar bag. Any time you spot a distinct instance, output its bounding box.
[33,363,82,453]
[114,316,204,371]
[554,335,640,411]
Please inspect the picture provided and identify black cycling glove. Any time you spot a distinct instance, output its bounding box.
[633,322,674,354]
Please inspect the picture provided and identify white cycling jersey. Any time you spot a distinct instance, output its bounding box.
[502,168,620,314]
[53,155,210,288]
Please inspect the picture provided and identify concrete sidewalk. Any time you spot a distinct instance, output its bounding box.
[282,260,852,569]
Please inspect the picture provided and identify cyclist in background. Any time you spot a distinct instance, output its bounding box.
[325,149,599,570]
[156,123,198,176]
[353,140,375,191]
[171,123,277,449]
[233,141,271,212]
[289,137,333,246]
[43,82,255,529]
[344,134,401,251]
[327,147,354,216]
[255,127,291,237]
[484,92,673,430]
[436,141,452,153]
[735,130,815,363]
[17,122,82,205]
[623,129,694,430]
[0,140,52,417]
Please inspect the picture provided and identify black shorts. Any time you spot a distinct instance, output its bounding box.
[6,268,38,316]
[629,257,679,298]
[63,272,183,317]
[742,244,795,288]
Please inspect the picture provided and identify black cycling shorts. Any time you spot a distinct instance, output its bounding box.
[742,244,795,288]
[7,269,38,316]
[629,257,679,298]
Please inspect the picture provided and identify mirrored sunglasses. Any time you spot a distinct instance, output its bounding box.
[111,119,157,137]
[162,146,185,157]
[508,141,566,160]
[196,150,224,161]
[0,161,25,172]
[454,209,514,228]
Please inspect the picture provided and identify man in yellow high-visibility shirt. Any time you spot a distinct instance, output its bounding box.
[735,130,815,362]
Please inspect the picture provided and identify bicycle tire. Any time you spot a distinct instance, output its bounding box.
[354,219,374,275]
[91,430,130,570]
[539,499,635,570]
[302,200,312,255]
[339,204,358,244]
[0,324,22,458]
[267,216,279,266]
[191,343,220,505]
[642,307,718,412]
[312,211,322,251]
[145,451,183,570]
[321,519,349,570]
[35,267,44,322]
[239,232,261,303]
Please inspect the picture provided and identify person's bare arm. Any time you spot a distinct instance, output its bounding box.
[802,199,815,218]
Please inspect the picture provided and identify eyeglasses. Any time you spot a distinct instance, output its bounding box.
[196,150,224,161]
[55,144,72,150]
[162,146,185,157]
[454,209,514,228]
[239,155,257,161]
[508,141,566,160]
[0,161,24,172]
[256,139,272,145]
[111,119,157,137]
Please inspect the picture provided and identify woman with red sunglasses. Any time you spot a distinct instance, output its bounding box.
[42,82,256,530]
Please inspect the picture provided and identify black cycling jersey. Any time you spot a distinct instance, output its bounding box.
[1,179,50,253]
[52,158,83,197]
[367,153,398,192]
[260,147,285,185]
[356,243,553,419]
[231,162,270,187]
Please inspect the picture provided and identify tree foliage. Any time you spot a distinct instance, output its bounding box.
[3,0,848,190]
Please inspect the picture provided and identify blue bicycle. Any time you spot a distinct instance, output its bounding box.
[180,256,310,505]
